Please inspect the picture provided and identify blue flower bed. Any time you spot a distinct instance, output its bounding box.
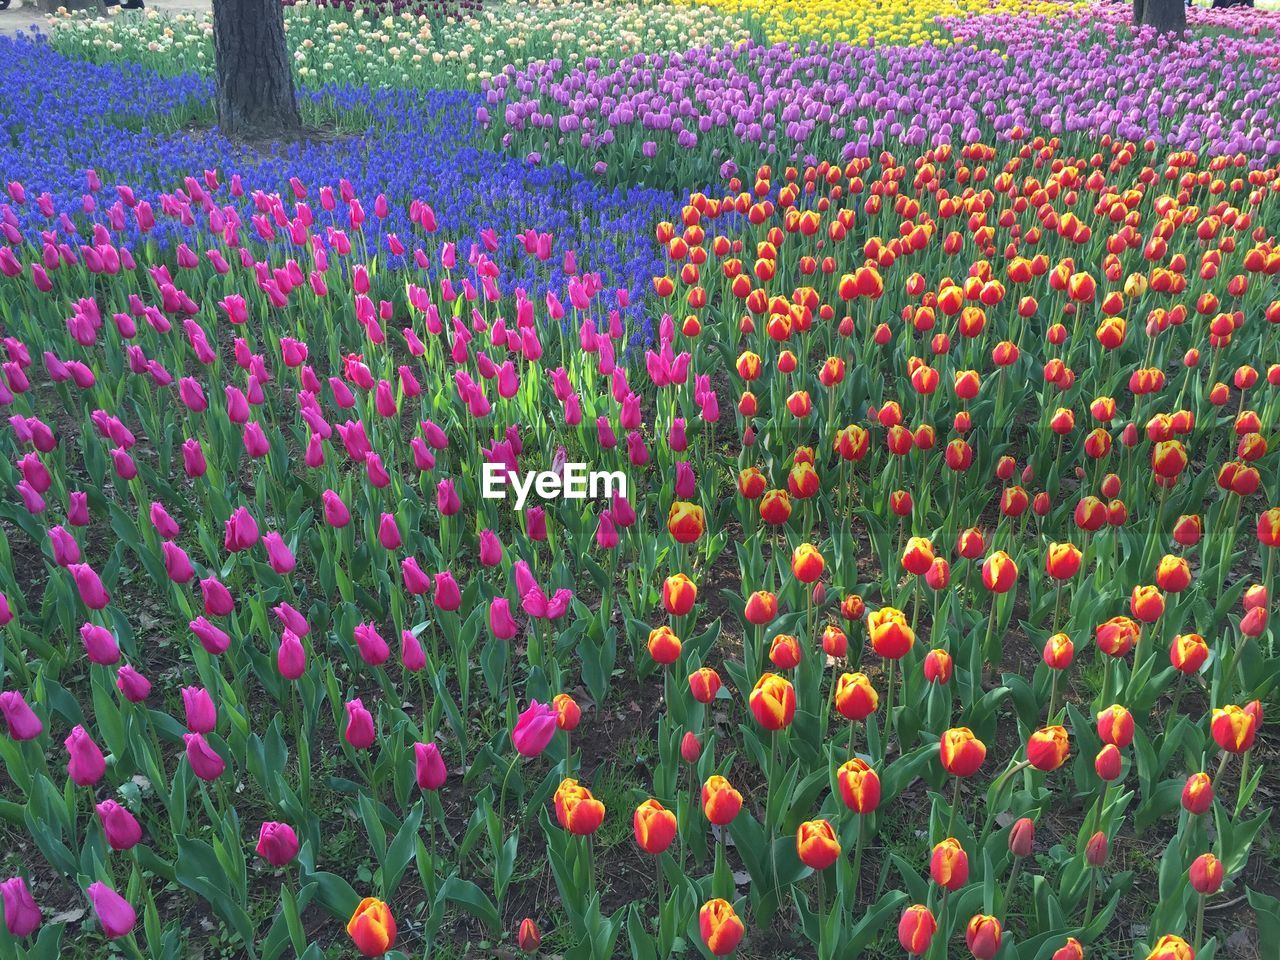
[0,37,668,341]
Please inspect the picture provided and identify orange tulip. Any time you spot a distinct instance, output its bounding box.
[699,899,745,956]
[667,501,705,543]
[1170,633,1208,674]
[749,673,796,730]
[633,799,677,855]
[940,727,987,777]
[966,914,1003,960]
[1182,772,1214,815]
[1151,439,1188,478]
[1189,853,1224,895]
[1008,817,1035,857]
[1211,704,1257,753]
[833,672,878,720]
[840,594,865,620]
[1095,616,1139,657]
[688,667,722,703]
[1052,937,1085,960]
[347,898,396,957]
[956,527,985,559]
[796,819,841,870]
[743,590,777,625]
[1045,542,1082,580]
[552,693,581,732]
[923,649,953,684]
[821,624,848,658]
[737,467,766,499]
[1257,507,1280,547]
[902,536,935,576]
[982,551,1018,593]
[647,626,682,665]
[930,837,969,890]
[868,606,915,659]
[554,778,605,835]
[791,543,825,583]
[759,489,792,525]
[1155,555,1192,593]
[517,917,541,953]
[1096,705,1134,747]
[1095,744,1123,782]
[662,574,698,616]
[837,758,881,813]
[1172,514,1202,546]
[1043,632,1074,669]
[898,904,937,956]
[768,634,802,669]
[1145,935,1194,960]
[1129,584,1164,623]
[701,775,743,825]
[1027,725,1070,772]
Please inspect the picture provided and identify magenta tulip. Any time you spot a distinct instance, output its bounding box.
[86,882,135,939]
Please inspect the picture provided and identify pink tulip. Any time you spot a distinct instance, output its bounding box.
[433,572,461,612]
[181,687,217,733]
[181,438,207,477]
[223,506,260,552]
[81,623,120,665]
[401,556,431,595]
[354,623,390,666]
[0,691,42,740]
[256,822,300,866]
[1,876,41,937]
[115,665,151,703]
[200,577,235,617]
[69,563,110,609]
[525,507,547,542]
[183,733,225,781]
[65,725,106,786]
[262,532,296,574]
[512,701,558,757]
[322,490,350,527]
[344,698,376,749]
[95,800,142,851]
[400,630,426,672]
[86,882,135,939]
[277,631,307,680]
[272,602,309,637]
[436,479,461,516]
[414,742,447,790]
[478,529,503,567]
[490,597,518,640]
[162,542,195,583]
[189,616,231,655]
[67,491,90,526]
[596,510,619,550]
[675,462,695,498]
[377,513,401,550]
[47,526,79,566]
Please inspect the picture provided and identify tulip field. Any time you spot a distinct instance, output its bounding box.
[2,0,1280,958]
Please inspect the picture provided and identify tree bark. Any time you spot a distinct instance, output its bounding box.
[1140,0,1186,31]
[1132,0,1147,24]
[212,0,301,141]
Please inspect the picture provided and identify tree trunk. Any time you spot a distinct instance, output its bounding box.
[1141,0,1186,31]
[1132,0,1146,24]
[212,0,301,141]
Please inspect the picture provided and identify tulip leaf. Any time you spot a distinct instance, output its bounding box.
[173,837,258,958]
[842,890,907,953]
[437,876,500,933]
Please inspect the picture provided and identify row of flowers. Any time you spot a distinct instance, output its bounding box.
[47,0,757,89]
